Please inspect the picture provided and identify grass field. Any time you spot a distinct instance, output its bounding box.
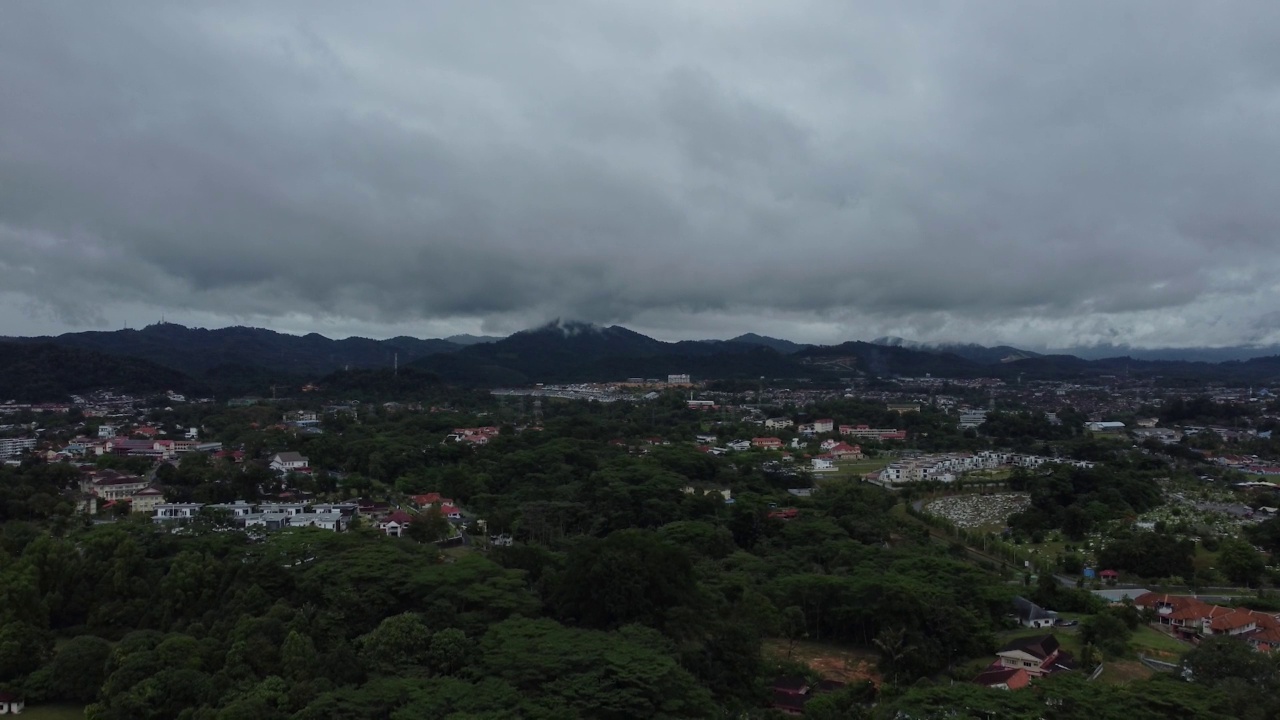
[1096,659,1155,685]
[1129,625,1193,659]
[16,705,85,720]
[832,458,891,478]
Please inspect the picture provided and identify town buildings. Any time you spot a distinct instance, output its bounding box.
[869,451,1095,488]
[0,437,36,458]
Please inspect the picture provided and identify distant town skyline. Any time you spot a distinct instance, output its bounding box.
[4,3,1280,350]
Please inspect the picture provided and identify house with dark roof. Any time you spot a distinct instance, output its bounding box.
[995,635,1075,677]
[973,665,1031,690]
[1012,596,1058,629]
[381,510,415,537]
[767,676,846,716]
[269,452,309,473]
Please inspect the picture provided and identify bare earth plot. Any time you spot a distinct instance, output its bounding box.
[763,638,883,686]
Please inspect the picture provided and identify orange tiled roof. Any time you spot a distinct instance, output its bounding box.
[1209,609,1258,632]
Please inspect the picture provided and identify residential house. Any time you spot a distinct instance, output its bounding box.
[1012,596,1058,629]
[130,487,166,515]
[153,503,204,522]
[288,512,345,532]
[994,635,1074,677]
[810,458,837,472]
[354,498,392,519]
[258,503,308,516]
[382,510,415,537]
[798,419,835,435]
[764,417,794,429]
[0,691,24,715]
[411,492,453,508]
[438,504,463,520]
[752,437,783,450]
[207,501,257,523]
[726,439,751,452]
[311,502,358,518]
[768,507,799,520]
[825,442,864,460]
[269,452,310,473]
[973,666,1031,691]
[244,512,293,531]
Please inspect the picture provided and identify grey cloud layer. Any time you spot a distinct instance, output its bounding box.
[2,1,1280,346]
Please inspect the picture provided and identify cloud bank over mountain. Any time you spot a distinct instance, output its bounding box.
[3,2,1280,348]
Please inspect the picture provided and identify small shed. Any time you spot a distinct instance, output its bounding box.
[0,691,25,715]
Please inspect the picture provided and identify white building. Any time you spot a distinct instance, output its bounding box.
[667,374,691,385]
[98,425,118,439]
[269,452,309,472]
[153,503,204,522]
[0,437,36,458]
[0,691,24,715]
[764,417,794,429]
[288,512,344,532]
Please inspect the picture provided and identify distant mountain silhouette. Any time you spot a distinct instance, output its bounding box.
[1056,343,1280,363]
[797,341,984,377]
[1,323,461,376]
[8,321,1280,397]
[0,343,203,402]
[445,334,504,346]
[412,320,800,383]
[727,333,809,354]
[871,337,1042,364]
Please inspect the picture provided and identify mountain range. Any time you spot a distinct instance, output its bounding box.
[5,320,1280,401]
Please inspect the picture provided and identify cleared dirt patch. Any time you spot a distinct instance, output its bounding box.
[763,638,883,686]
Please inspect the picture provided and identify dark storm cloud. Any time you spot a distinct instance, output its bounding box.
[2,1,1280,347]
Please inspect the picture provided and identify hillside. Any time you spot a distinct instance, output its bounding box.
[0,342,204,402]
[727,333,809,354]
[412,321,806,383]
[871,337,1042,364]
[2,323,461,376]
[795,341,984,378]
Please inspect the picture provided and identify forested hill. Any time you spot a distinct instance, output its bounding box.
[0,343,204,401]
[1,323,462,376]
[410,321,804,384]
[9,320,1280,393]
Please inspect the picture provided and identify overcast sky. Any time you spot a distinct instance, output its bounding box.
[3,2,1280,349]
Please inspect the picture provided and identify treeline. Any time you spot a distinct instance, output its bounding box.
[1007,461,1164,540]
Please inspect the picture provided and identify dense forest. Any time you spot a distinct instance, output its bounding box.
[1,394,1277,717]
